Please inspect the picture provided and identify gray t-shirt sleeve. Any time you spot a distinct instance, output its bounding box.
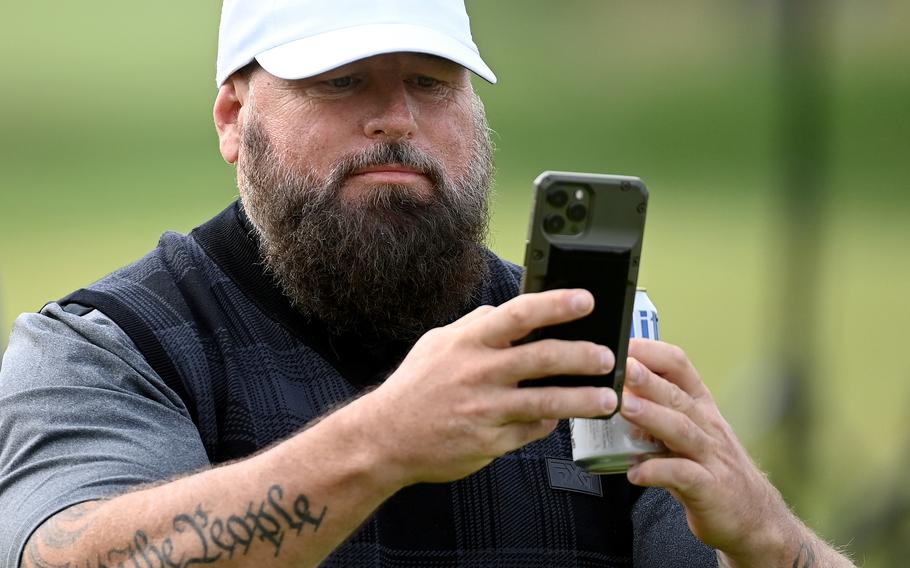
[633,487,719,567]
[0,303,209,568]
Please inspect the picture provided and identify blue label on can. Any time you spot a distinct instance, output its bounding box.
[631,290,660,341]
[630,310,660,340]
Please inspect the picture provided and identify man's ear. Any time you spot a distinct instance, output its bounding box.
[213,78,247,164]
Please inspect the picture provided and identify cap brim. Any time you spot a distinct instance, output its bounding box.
[255,23,497,84]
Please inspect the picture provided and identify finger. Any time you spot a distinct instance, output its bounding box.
[624,357,697,418]
[628,340,709,398]
[498,339,614,384]
[620,393,710,459]
[475,289,594,346]
[448,304,496,330]
[501,386,617,422]
[626,456,711,499]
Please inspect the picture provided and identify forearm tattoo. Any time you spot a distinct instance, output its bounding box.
[792,542,817,568]
[22,485,327,568]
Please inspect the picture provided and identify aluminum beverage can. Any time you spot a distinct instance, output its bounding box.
[570,288,669,474]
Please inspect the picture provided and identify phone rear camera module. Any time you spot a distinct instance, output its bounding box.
[546,187,569,208]
[543,214,566,234]
[566,202,588,222]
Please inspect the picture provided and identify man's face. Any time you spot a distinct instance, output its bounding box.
[242,53,480,204]
[234,53,494,340]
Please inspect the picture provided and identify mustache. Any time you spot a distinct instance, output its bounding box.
[323,142,447,193]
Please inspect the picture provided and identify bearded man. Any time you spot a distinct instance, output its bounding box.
[0,1,855,567]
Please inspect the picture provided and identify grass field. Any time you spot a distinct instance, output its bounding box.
[1,1,908,563]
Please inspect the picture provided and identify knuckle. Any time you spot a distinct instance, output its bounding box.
[677,417,695,445]
[534,343,559,371]
[700,389,716,405]
[504,302,533,328]
[535,392,562,418]
[716,418,740,447]
[679,465,702,492]
[466,360,495,386]
[471,304,496,318]
[686,422,708,453]
[667,345,689,368]
[462,398,491,420]
[420,326,446,345]
[706,435,724,460]
[668,384,688,411]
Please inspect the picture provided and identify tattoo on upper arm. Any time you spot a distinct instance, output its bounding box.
[792,542,817,568]
[21,485,327,568]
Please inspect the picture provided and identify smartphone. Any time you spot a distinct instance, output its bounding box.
[517,171,648,396]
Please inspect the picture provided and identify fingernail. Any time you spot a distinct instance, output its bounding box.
[623,394,642,413]
[601,348,615,371]
[571,291,593,313]
[601,388,618,412]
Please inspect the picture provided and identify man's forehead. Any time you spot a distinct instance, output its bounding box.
[255,52,469,85]
[333,52,467,72]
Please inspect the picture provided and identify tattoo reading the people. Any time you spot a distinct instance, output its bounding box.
[26,485,326,568]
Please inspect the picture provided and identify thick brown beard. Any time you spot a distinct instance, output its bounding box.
[237,99,494,341]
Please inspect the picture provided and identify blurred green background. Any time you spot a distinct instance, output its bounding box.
[1,0,908,563]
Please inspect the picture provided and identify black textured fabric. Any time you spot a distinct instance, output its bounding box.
[60,201,668,566]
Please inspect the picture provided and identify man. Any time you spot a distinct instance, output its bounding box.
[0,1,853,567]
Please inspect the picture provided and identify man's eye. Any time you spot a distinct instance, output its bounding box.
[415,76,441,89]
[327,76,356,89]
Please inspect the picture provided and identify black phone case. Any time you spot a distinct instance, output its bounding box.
[518,171,648,396]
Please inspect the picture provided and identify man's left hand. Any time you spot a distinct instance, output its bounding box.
[620,339,852,567]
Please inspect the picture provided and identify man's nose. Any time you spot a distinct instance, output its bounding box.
[363,84,418,142]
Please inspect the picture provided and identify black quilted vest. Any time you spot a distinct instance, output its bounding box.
[61,201,650,566]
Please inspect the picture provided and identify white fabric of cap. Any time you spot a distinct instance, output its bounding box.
[216,0,497,87]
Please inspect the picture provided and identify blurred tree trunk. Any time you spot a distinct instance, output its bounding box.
[765,0,831,509]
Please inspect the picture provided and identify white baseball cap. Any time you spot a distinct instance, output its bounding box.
[216,0,497,87]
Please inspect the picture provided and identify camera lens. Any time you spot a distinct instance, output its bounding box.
[543,214,565,233]
[546,187,569,208]
[566,202,587,222]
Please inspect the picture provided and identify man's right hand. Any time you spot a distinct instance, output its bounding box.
[18,289,614,568]
[355,288,618,487]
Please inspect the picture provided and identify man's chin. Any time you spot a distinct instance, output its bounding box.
[338,177,436,206]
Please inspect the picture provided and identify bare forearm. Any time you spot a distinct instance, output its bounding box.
[21,484,330,568]
[716,518,856,568]
[21,398,399,568]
